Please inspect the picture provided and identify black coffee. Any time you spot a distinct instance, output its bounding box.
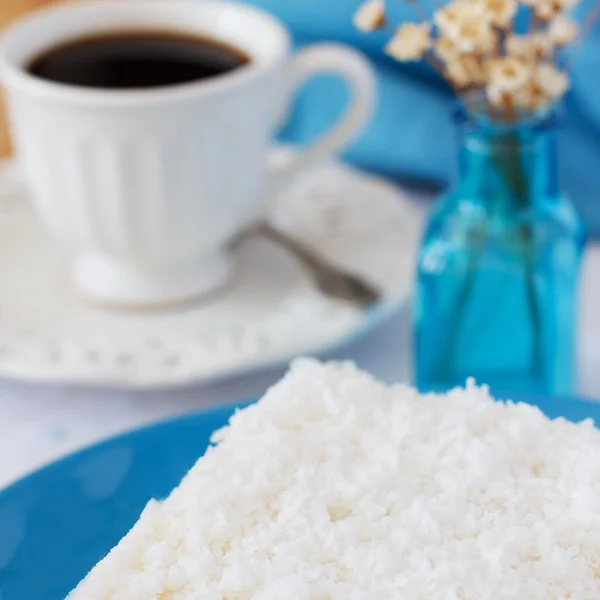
[27,30,250,89]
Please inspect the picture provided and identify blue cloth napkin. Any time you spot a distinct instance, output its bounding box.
[244,0,600,236]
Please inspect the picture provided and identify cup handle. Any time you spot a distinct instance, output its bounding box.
[267,43,375,202]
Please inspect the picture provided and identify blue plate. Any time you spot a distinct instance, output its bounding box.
[1,393,599,600]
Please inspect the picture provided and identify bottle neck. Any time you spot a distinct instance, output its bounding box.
[454,117,558,213]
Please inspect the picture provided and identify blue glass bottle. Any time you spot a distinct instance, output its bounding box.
[415,109,586,395]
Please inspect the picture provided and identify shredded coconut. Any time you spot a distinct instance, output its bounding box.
[68,359,600,599]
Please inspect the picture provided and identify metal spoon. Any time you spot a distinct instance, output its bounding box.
[233,222,382,309]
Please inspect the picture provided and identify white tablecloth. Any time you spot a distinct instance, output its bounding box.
[1,241,598,490]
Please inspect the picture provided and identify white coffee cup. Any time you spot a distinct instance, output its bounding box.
[0,0,375,307]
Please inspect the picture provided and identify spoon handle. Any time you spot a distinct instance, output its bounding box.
[254,222,381,308]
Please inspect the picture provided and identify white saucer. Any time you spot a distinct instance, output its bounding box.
[0,147,423,388]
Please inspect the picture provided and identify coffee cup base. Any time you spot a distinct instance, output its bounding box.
[73,252,232,309]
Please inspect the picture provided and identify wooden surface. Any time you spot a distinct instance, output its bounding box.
[0,0,63,157]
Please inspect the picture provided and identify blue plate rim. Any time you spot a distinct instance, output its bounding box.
[0,398,256,500]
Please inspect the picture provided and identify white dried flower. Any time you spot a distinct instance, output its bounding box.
[446,60,471,88]
[513,84,539,110]
[485,86,507,108]
[531,0,579,19]
[353,0,385,33]
[385,23,432,61]
[521,84,553,110]
[531,32,553,56]
[505,35,534,62]
[506,33,552,60]
[435,1,496,53]
[434,37,462,63]
[487,82,540,110]
[548,14,579,46]
[533,0,559,21]
[486,86,525,109]
[434,0,478,39]
[487,57,531,92]
[456,16,497,53]
[480,0,518,28]
[446,55,486,88]
[534,62,570,99]
[505,34,530,58]
[486,56,531,106]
